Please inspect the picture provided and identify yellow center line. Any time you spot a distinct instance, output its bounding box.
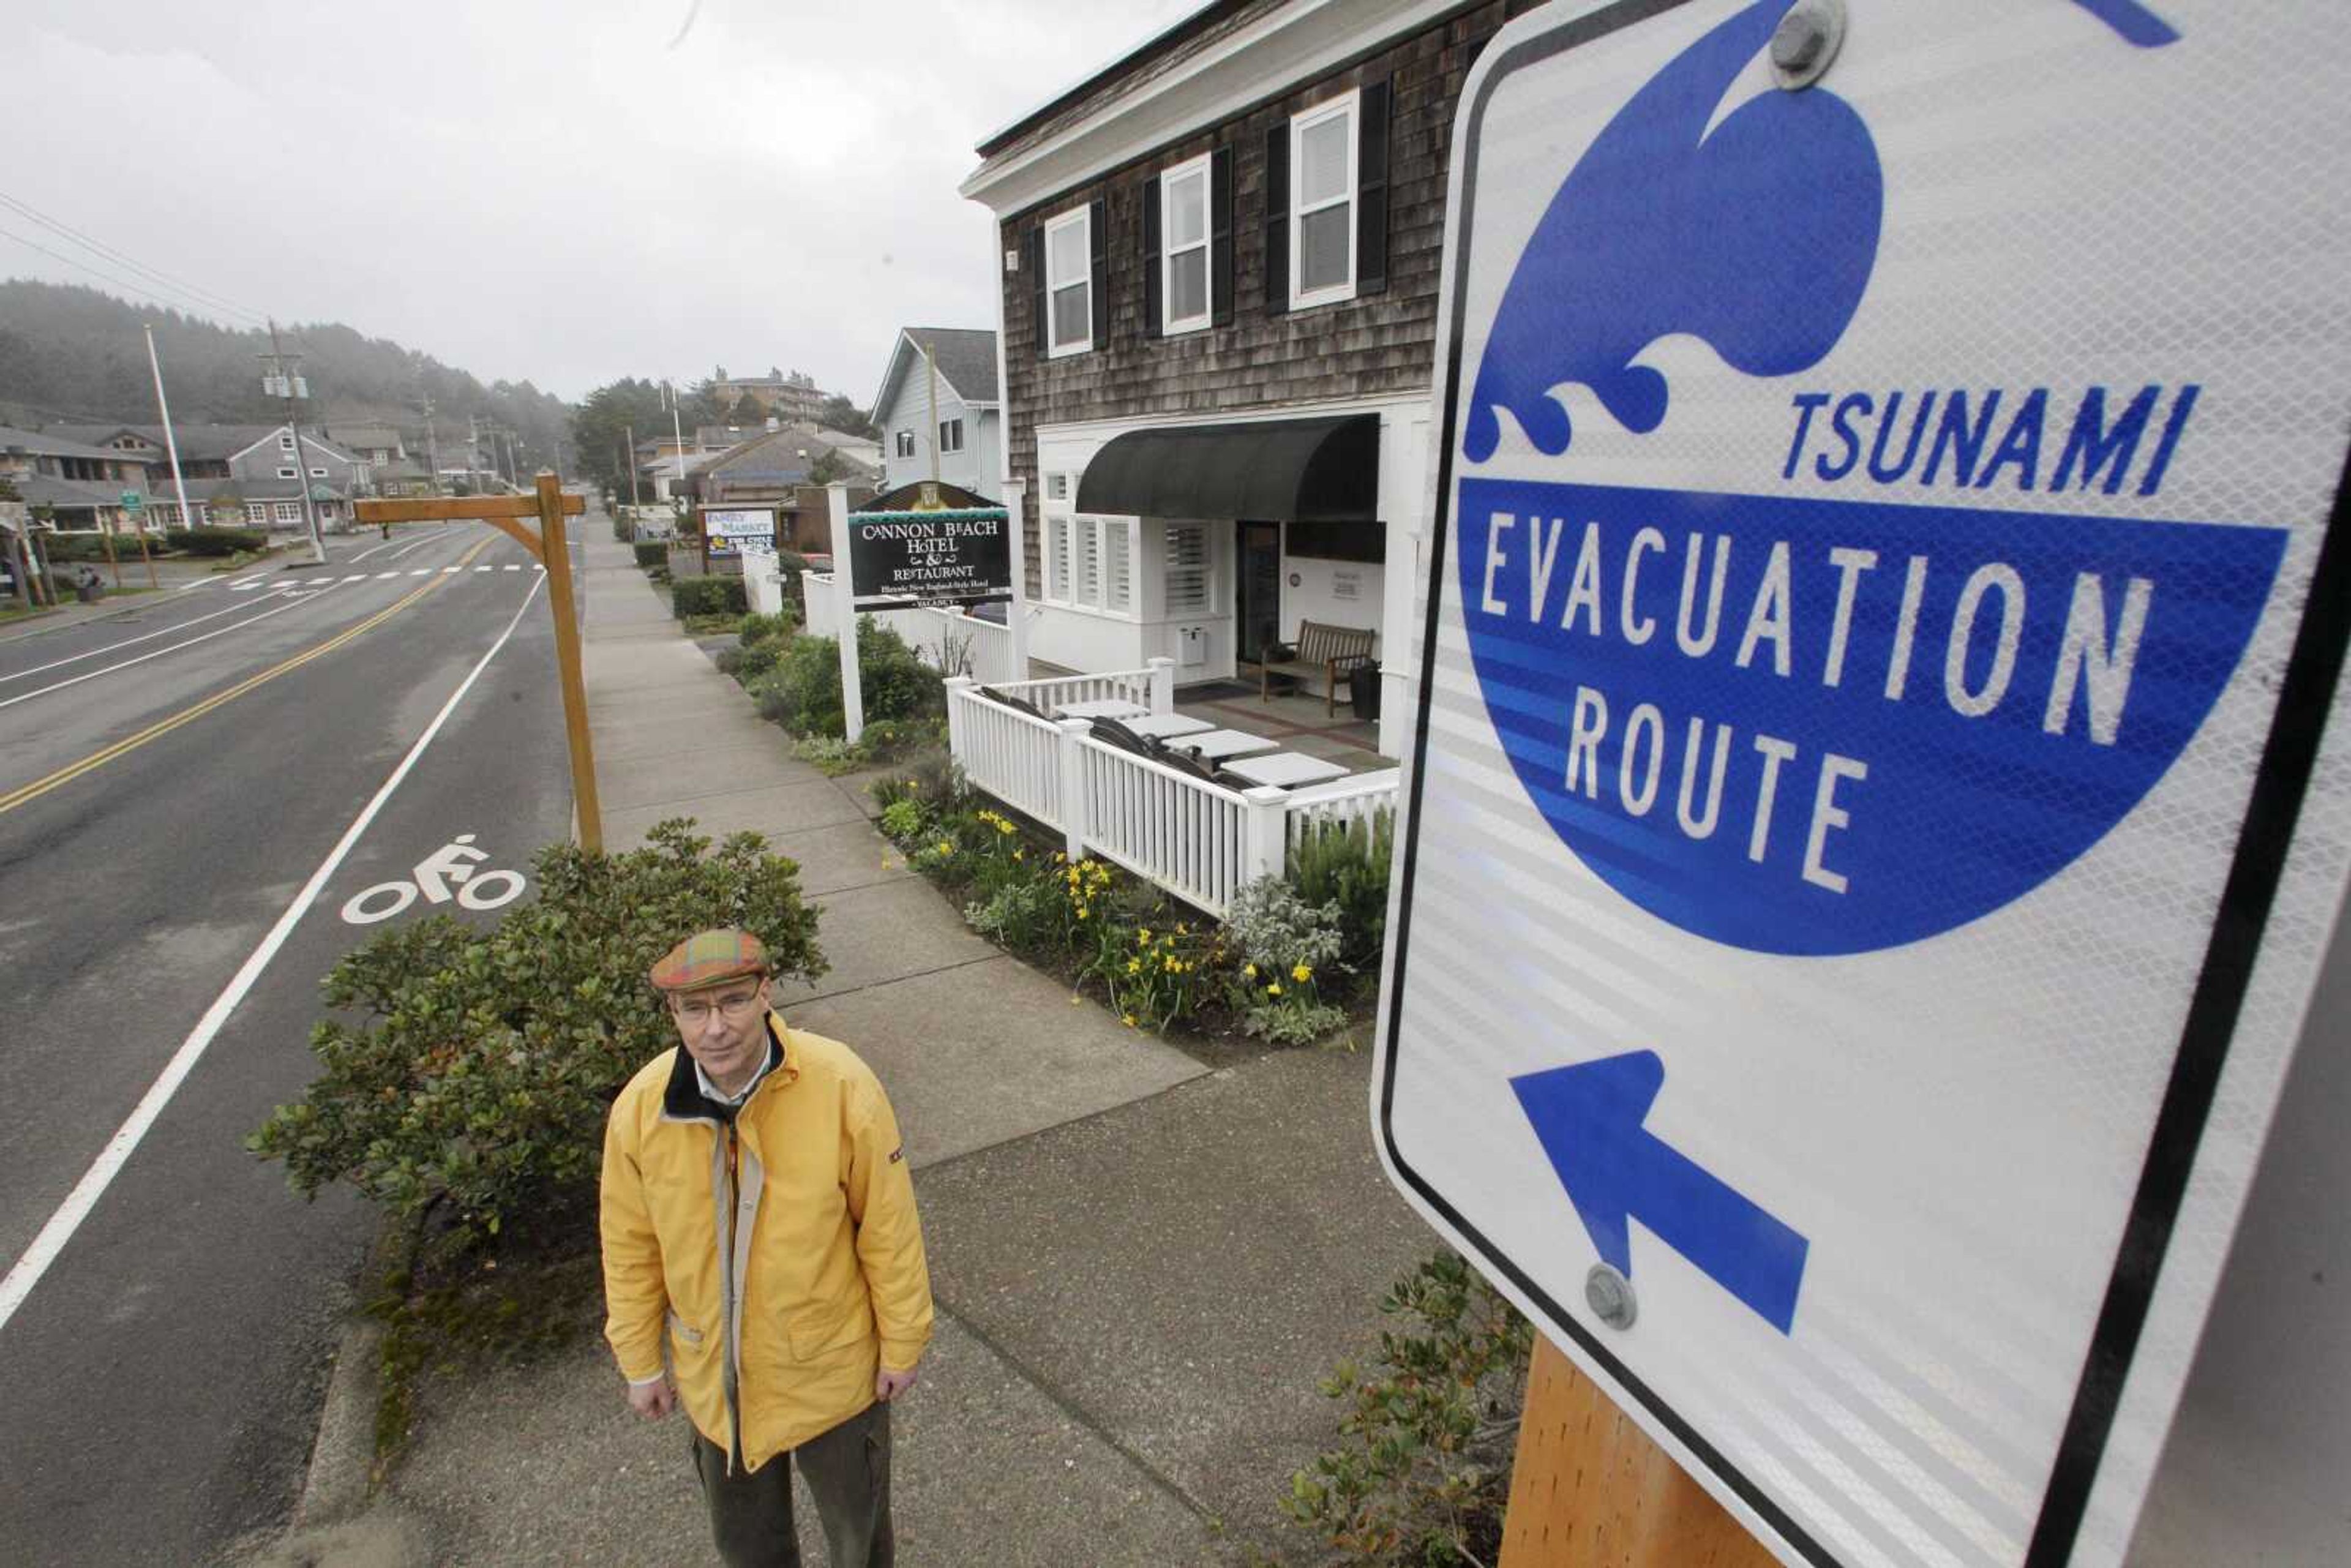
[0,539,495,817]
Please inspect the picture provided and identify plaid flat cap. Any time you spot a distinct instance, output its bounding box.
[648,928,771,992]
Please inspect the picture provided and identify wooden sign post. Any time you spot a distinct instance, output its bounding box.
[1499,1338,1777,1568]
[356,474,604,850]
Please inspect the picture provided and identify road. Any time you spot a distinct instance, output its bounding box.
[0,517,582,1565]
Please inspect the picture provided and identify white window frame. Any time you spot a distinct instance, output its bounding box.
[1162,520,1217,617]
[1289,88,1359,312]
[277,467,298,479]
[309,466,328,478]
[1038,470,1133,618]
[1043,206,1093,358]
[277,433,296,454]
[1160,152,1213,335]
[894,429,915,459]
[938,418,964,455]
[274,501,301,523]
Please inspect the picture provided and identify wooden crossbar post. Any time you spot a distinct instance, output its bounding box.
[356,479,601,850]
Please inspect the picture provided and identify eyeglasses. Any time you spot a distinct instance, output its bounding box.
[672,988,764,1026]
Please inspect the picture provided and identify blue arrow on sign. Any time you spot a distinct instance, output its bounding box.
[1512,1051,1809,1334]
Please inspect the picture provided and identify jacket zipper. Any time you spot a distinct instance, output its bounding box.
[722,1116,743,1472]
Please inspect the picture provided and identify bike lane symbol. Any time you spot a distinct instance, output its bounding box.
[340,835,528,924]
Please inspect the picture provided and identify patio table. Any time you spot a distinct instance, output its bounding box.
[1218,752,1349,789]
[1054,697,1150,719]
[1176,728,1281,762]
[1122,713,1214,740]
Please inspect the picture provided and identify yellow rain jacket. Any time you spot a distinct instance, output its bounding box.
[600,1016,932,1470]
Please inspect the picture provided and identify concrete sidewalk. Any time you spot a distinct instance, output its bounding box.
[276,522,1436,1566]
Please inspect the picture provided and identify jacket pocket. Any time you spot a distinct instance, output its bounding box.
[787,1298,873,1361]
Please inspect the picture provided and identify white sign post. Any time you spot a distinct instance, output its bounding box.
[1378,4,2351,1566]
[826,483,864,742]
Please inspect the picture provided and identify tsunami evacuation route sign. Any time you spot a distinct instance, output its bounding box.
[1373,3,2351,1567]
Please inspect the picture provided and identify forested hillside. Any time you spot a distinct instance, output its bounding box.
[0,280,569,468]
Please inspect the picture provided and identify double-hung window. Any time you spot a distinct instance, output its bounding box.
[939,418,964,454]
[1290,89,1358,310]
[1160,154,1212,333]
[1044,208,1092,357]
[894,430,915,459]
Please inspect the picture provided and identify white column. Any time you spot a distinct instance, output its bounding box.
[1003,477,1029,681]
[827,482,863,741]
[1148,655,1175,714]
[1056,718,1091,860]
[1240,785,1291,883]
[944,675,973,764]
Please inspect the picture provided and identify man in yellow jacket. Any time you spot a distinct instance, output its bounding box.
[602,928,933,1567]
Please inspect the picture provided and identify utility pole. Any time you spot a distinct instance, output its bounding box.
[421,394,443,495]
[143,323,196,534]
[624,424,643,509]
[258,319,326,564]
[661,380,687,501]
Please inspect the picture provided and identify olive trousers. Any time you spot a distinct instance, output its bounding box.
[690,1400,893,1568]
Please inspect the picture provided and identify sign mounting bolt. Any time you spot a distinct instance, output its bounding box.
[1771,0,1847,91]
[1585,1264,1638,1331]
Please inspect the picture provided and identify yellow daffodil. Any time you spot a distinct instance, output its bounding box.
[1122,1014,1137,1028]
[1291,963,1313,984]
[1242,962,1258,979]
[1267,982,1283,997]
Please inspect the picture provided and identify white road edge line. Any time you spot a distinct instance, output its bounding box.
[0,593,318,713]
[0,591,289,686]
[0,575,550,1337]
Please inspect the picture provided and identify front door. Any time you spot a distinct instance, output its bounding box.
[1237,520,1283,664]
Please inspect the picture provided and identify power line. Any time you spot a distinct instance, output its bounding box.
[0,222,264,329]
[0,187,271,325]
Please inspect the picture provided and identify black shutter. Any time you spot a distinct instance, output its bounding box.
[1211,147,1234,327]
[1088,197,1108,349]
[1030,224,1049,360]
[1357,78,1392,297]
[1141,175,1163,340]
[1263,124,1290,316]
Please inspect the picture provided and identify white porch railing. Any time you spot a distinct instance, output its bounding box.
[945,669,1400,919]
[1285,770,1400,850]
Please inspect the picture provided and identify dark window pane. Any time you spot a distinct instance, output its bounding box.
[1300,204,1350,292]
[1169,250,1207,322]
[1052,284,1090,348]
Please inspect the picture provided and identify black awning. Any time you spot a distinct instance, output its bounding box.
[1073,413,1379,523]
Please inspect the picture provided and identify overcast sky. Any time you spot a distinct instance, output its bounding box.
[1,0,1201,405]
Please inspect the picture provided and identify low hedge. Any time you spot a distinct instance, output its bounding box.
[633,540,667,571]
[672,575,747,619]
[175,526,267,557]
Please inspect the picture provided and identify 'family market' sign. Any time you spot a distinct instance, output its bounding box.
[847,508,1011,605]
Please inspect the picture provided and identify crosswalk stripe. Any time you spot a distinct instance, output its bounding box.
[503,564,521,572]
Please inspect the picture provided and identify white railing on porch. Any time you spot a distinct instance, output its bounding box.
[945,667,1399,919]
[795,569,1016,685]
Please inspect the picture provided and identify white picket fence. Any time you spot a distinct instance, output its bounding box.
[945,666,1399,918]
[793,569,1018,685]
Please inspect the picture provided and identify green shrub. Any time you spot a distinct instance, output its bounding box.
[37,533,111,561]
[1225,876,1349,1044]
[171,525,266,556]
[1288,809,1394,973]
[633,540,667,571]
[738,610,795,647]
[732,640,782,682]
[247,819,826,1247]
[1275,1252,1531,1566]
[749,618,940,738]
[672,575,748,619]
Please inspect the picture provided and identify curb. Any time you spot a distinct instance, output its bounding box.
[293,1212,422,1529]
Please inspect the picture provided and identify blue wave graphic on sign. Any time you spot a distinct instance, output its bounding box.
[1461,1,1881,463]
[1457,481,2284,955]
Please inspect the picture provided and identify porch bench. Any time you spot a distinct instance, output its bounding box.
[1259,620,1376,716]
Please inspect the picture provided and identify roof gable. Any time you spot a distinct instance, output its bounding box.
[871,328,999,424]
